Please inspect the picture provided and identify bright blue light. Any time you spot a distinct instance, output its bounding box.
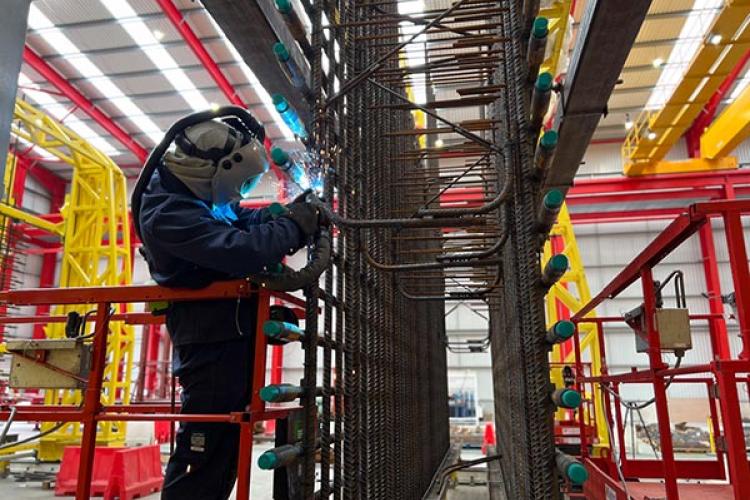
[240,173,264,198]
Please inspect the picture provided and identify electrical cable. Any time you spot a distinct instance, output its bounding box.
[0,421,67,451]
[599,353,683,411]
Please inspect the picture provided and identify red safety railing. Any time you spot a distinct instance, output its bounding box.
[0,279,305,500]
[570,199,750,500]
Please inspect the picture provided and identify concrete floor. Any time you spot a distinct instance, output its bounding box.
[0,435,492,499]
[0,442,277,499]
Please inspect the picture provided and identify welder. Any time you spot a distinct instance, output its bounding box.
[135,112,327,499]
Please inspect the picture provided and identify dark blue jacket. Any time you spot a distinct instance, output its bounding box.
[139,165,304,345]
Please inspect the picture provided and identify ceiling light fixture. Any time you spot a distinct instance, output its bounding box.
[647,130,657,140]
[624,113,633,130]
[153,29,165,41]
[708,33,722,45]
[434,138,444,148]
[652,58,665,68]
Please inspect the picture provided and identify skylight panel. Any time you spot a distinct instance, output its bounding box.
[100,0,211,112]
[645,0,723,110]
[26,5,164,147]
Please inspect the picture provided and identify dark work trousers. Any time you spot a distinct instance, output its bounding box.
[162,335,255,500]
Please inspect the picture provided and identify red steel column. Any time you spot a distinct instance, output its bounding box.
[698,223,732,359]
[715,367,750,498]
[723,210,750,358]
[156,0,245,107]
[75,303,112,500]
[641,267,679,499]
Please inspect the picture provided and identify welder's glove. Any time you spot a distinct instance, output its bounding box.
[286,201,327,237]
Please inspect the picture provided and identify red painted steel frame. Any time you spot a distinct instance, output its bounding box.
[0,281,306,500]
[572,199,750,500]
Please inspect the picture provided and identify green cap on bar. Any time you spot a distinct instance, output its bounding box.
[274,0,292,14]
[548,253,568,272]
[560,389,581,408]
[566,462,588,484]
[536,72,553,91]
[539,130,558,149]
[258,450,279,470]
[553,320,575,340]
[273,42,290,61]
[271,146,290,166]
[543,189,564,210]
[272,94,289,113]
[532,17,549,38]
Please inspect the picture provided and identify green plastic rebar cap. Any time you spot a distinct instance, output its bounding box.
[258,451,278,470]
[540,130,558,149]
[260,385,282,402]
[560,389,582,408]
[263,320,283,337]
[271,146,289,166]
[543,189,564,210]
[549,253,568,272]
[536,72,553,91]
[272,94,289,113]
[532,17,549,38]
[273,42,290,61]
[554,320,575,340]
[274,0,292,14]
[566,462,588,484]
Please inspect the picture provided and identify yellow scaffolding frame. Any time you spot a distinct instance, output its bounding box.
[542,205,609,454]
[3,99,134,460]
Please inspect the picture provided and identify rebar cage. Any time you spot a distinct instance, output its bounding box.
[299,0,560,498]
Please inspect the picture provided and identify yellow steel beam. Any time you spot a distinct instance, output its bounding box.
[540,0,572,77]
[623,0,750,175]
[701,82,750,159]
[0,202,63,235]
[626,156,737,176]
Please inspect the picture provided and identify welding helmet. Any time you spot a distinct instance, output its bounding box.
[164,119,269,205]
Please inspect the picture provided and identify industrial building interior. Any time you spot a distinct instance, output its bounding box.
[0,0,749,499]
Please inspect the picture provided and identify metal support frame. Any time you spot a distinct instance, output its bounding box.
[572,199,750,500]
[0,281,302,500]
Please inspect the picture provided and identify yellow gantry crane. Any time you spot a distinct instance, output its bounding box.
[622,0,750,176]
[0,98,134,460]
